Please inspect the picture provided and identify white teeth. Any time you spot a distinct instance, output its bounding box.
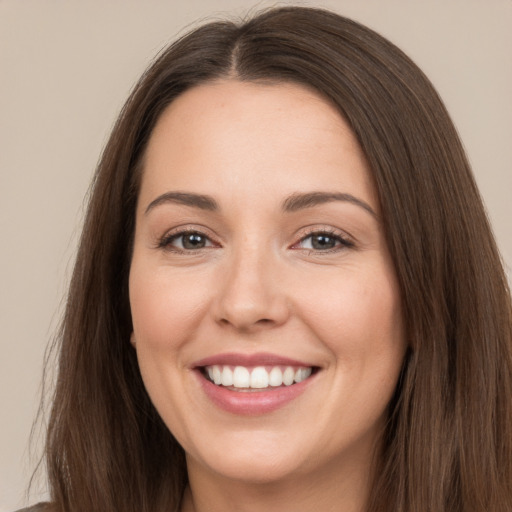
[250,367,269,388]
[221,366,233,386]
[283,367,295,386]
[212,365,222,385]
[294,367,312,383]
[269,367,283,387]
[205,364,313,389]
[232,366,250,388]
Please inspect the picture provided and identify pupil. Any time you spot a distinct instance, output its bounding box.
[312,234,335,250]
[183,233,205,249]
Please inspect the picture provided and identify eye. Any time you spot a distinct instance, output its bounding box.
[295,231,354,251]
[160,230,215,251]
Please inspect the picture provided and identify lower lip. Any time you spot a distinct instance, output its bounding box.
[195,370,316,415]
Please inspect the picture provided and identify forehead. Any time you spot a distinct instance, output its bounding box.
[140,79,377,210]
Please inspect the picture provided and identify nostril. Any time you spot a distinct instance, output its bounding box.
[217,316,276,332]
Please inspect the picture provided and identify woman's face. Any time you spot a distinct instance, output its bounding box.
[129,80,406,485]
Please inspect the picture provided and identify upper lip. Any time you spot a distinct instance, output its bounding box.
[192,352,314,368]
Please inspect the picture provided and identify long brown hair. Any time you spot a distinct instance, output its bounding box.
[41,6,512,511]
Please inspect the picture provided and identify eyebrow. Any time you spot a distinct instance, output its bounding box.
[282,191,377,217]
[144,190,376,218]
[145,191,218,214]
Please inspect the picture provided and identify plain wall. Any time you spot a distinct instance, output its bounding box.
[1,0,510,509]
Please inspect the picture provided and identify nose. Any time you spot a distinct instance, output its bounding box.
[212,246,290,332]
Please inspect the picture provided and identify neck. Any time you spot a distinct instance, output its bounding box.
[180,453,373,512]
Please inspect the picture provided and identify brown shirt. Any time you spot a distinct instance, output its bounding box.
[14,505,49,512]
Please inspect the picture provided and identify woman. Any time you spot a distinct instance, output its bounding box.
[22,5,512,512]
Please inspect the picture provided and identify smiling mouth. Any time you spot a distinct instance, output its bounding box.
[201,365,316,391]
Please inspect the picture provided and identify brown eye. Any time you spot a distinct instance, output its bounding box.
[161,231,214,251]
[310,234,337,250]
[181,233,208,249]
[297,231,353,251]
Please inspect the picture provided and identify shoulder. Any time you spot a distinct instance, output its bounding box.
[14,504,52,512]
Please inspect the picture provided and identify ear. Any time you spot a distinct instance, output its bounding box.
[130,332,136,347]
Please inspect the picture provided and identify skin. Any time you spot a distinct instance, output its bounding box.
[129,80,406,512]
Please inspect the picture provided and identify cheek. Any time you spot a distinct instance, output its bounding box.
[296,262,404,366]
[128,264,211,436]
[300,263,405,428]
[129,265,212,350]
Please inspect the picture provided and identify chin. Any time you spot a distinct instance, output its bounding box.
[198,456,304,485]
[185,434,310,485]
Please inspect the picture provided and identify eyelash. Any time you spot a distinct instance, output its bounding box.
[157,229,217,253]
[157,227,354,254]
[292,228,355,253]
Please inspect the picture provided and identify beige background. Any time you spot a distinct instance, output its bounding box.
[1,0,510,509]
